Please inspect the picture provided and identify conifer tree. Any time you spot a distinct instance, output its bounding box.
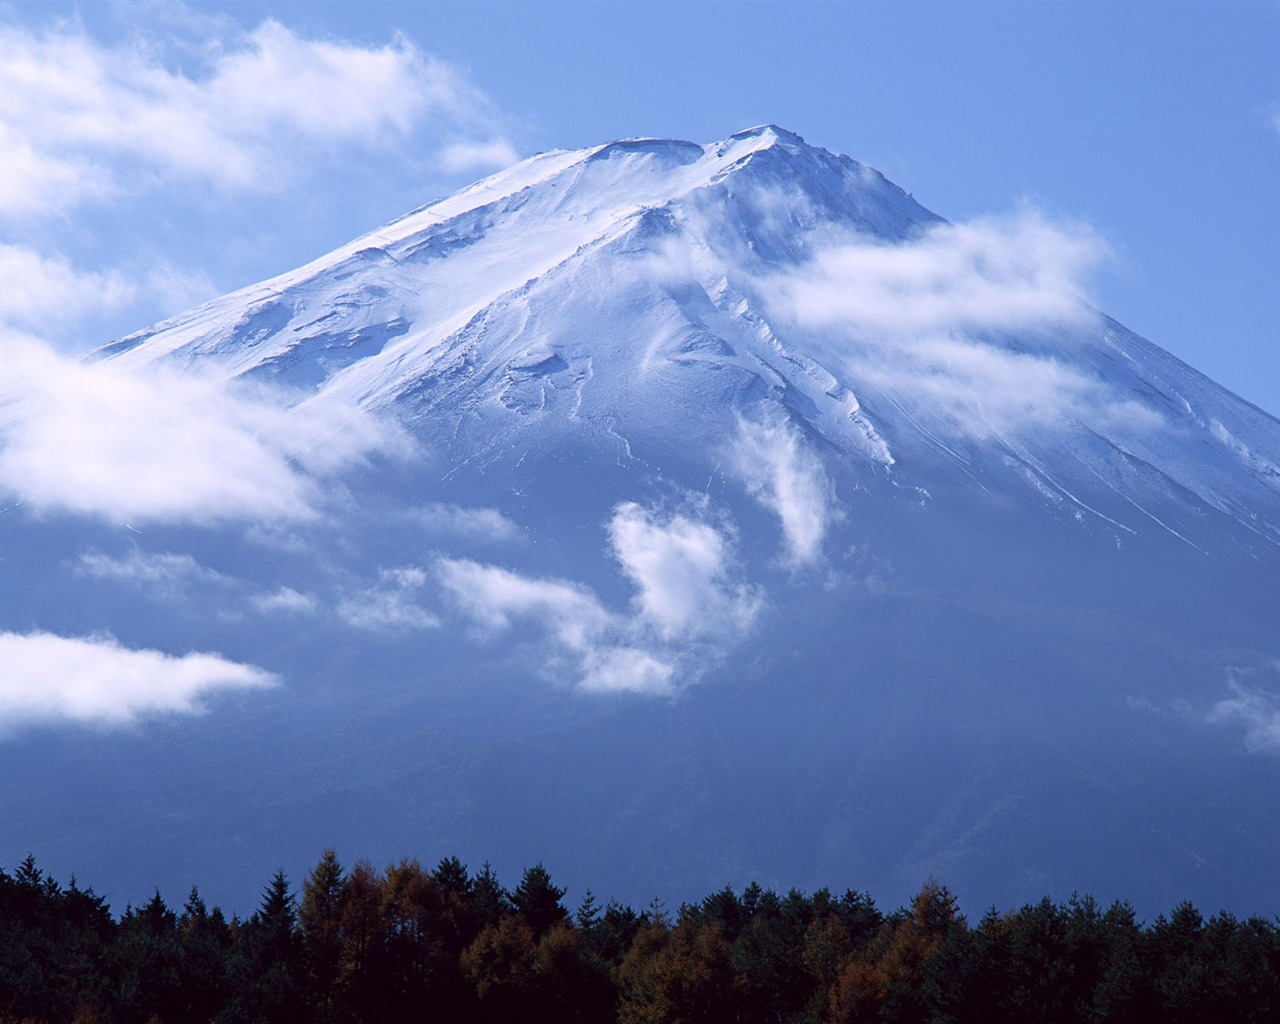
[471,861,510,929]
[230,869,305,1023]
[300,849,348,1021]
[512,863,568,938]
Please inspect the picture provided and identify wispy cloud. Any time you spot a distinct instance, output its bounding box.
[765,209,1107,339]
[337,567,439,632]
[440,139,522,175]
[0,244,135,331]
[0,334,408,526]
[577,646,677,696]
[437,556,672,694]
[754,208,1155,441]
[413,502,522,544]
[77,549,229,598]
[251,587,318,615]
[0,242,216,338]
[0,631,276,733]
[438,559,609,646]
[1209,671,1280,752]
[0,15,518,219]
[729,414,838,566]
[608,501,759,638]
[853,332,1161,440]
[0,11,520,349]
[438,500,759,695]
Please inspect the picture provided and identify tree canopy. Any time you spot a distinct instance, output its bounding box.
[2,851,1279,1023]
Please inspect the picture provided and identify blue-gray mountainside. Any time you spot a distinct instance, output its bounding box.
[4,127,1280,916]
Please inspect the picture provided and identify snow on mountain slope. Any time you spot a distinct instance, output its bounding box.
[96,125,1280,562]
[5,127,1280,918]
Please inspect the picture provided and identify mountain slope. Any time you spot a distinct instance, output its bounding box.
[4,127,1280,916]
[101,125,1280,561]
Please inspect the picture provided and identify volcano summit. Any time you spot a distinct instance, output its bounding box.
[3,127,1279,915]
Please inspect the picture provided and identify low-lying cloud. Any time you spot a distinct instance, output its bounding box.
[440,139,522,175]
[251,587,318,616]
[730,415,838,566]
[413,502,522,544]
[438,556,676,695]
[766,209,1107,339]
[440,557,609,641]
[0,335,407,525]
[609,501,759,638]
[0,631,277,732]
[438,501,759,695]
[337,567,440,632]
[753,209,1157,441]
[1209,672,1280,752]
[77,549,230,599]
[853,333,1161,439]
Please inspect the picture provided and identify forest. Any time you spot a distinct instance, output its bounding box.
[2,850,1278,1023]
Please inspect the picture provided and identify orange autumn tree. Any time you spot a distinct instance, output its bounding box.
[828,879,963,1023]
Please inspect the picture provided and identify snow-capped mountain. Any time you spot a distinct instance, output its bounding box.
[4,127,1280,916]
[100,125,1280,560]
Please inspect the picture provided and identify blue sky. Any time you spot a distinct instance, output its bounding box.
[3,0,1278,412]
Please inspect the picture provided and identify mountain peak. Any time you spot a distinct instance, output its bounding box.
[725,123,807,146]
[96,125,1280,569]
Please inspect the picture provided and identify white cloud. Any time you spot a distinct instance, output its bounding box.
[608,501,759,638]
[579,646,676,696]
[438,558,611,651]
[1209,674,1280,752]
[439,138,522,174]
[766,209,1107,339]
[251,586,318,615]
[0,630,276,732]
[77,549,228,597]
[439,555,672,695]
[0,335,408,525]
[0,244,136,331]
[754,209,1162,441]
[0,13,518,348]
[0,121,104,218]
[730,415,838,566]
[0,242,216,353]
[337,566,439,632]
[413,502,522,544]
[0,16,518,219]
[137,262,219,322]
[854,333,1162,439]
[438,501,759,696]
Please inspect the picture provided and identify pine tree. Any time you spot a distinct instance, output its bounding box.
[434,855,472,899]
[471,861,510,929]
[177,885,233,1022]
[576,888,601,932]
[300,850,348,1022]
[230,869,305,1023]
[114,890,183,1023]
[512,863,568,938]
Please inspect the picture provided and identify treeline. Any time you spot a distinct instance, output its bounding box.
[3,851,1279,1023]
